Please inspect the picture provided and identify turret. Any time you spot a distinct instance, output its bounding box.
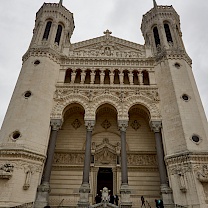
[141,1,184,54]
[30,1,74,52]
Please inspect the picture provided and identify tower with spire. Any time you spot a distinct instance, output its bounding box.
[0,1,208,208]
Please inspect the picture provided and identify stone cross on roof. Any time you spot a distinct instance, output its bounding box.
[104,29,112,39]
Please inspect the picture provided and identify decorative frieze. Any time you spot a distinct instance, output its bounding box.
[51,85,161,121]
[127,154,157,166]
[53,152,85,165]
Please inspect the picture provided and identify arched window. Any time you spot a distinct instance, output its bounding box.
[84,70,91,84]
[55,24,63,45]
[142,70,150,85]
[64,69,72,83]
[164,23,173,43]
[123,70,130,85]
[153,26,160,47]
[43,21,52,40]
[94,70,100,84]
[104,70,110,84]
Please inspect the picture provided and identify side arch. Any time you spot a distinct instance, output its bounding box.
[92,94,122,119]
[124,95,161,120]
[51,94,90,120]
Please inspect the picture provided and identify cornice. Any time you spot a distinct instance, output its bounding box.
[71,35,144,51]
[155,48,192,67]
[165,151,208,166]
[22,47,61,64]
[55,83,158,91]
[61,56,155,67]
[0,149,45,163]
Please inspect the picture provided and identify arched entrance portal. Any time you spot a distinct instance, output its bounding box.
[97,168,113,195]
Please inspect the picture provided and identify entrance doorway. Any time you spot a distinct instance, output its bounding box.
[97,168,113,195]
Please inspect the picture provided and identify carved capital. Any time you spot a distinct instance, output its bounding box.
[118,120,128,132]
[150,121,162,133]
[37,182,51,193]
[50,119,62,131]
[85,120,95,131]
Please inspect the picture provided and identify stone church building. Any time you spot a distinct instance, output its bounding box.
[0,0,208,208]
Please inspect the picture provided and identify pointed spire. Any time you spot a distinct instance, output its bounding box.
[153,0,158,8]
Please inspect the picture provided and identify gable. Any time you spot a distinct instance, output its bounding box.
[69,32,146,58]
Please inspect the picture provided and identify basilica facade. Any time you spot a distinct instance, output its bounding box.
[0,1,208,208]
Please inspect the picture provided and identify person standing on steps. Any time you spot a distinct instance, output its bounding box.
[109,193,115,204]
[141,196,146,208]
[114,194,119,206]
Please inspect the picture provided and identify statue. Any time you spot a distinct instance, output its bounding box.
[100,187,110,203]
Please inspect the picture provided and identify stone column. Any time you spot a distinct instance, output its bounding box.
[148,71,156,85]
[118,120,132,208]
[78,120,95,208]
[150,121,173,206]
[138,71,143,85]
[34,119,62,208]
[128,71,134,85]
[49,22,58,44]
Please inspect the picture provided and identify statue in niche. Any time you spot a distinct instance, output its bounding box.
[100,147,111,164]
[178,173,187,193]
[100,187,110,202]
[104,47,111,56]
[116,142,121,154]
[23,166,34,190]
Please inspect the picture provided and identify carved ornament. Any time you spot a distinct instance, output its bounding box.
[150,121,162,133]
[95,147,116,164]
[127,154,157,166]
[71,119,82,129]
[85,120,95,131]
[54,152,85,165]
[118,120,128,132]
[197,165,208,183]
[50,119,62,130]
[131,120,141,131]
[0,163,14,179]
[101,119,111,129]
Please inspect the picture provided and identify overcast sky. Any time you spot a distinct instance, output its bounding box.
[0,0,207,128]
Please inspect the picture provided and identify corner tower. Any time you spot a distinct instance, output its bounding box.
[30,1,74,52]
[142,1,208,207]
[0,1,74,207]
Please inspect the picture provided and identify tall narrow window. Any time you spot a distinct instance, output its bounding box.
[55,25,63,45]
[153,26,160,47]
[142,70,150,85]
[164,23,173,43]
[43,21,52,40]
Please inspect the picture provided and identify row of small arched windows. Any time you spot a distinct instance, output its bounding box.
[153,23,173,47]
[64,69,150,85]
[43,21,63,45]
